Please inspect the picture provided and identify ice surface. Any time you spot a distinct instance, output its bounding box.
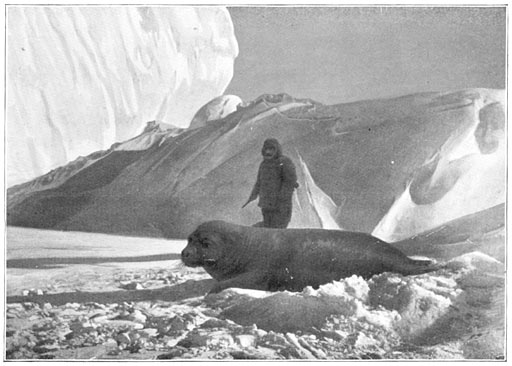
[6,228,505,359]
[6,6,238,186]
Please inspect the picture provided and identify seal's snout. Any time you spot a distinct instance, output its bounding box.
[181,247,194,259]
[181,245,202,268]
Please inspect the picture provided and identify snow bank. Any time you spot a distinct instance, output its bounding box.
[212,273,456,341]
[203,251,503,356]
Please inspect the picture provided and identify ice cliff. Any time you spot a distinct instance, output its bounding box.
[6,6,238,187]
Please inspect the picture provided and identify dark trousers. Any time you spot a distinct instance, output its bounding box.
[260,206,292,228]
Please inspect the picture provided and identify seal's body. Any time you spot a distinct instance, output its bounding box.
[181,220,438,293]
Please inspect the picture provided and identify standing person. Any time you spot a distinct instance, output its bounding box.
[242,138,299,228]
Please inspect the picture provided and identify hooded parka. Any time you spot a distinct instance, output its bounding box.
[248,138,298,227]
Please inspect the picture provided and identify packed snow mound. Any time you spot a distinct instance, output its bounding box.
[208,273,457,339]
[6,6,238,186]
[447,251,504,274]
[201,251,503,357]
[189,95,243,129]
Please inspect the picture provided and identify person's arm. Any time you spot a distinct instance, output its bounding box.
[242,166,261,208]
[279,157,298,199]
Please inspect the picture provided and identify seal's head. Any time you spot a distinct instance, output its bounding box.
[181,221,231,268]
[182,221,251,282]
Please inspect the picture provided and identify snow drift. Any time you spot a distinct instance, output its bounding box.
[6,6,238,186]
[7,89,506,249]
[199,250,504,358]
[372,91,505,242]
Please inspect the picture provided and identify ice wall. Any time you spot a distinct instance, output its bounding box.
[6,6,238,187]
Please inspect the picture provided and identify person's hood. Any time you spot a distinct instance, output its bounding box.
[261,138,282,158]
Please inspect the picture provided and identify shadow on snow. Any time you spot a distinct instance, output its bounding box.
[6,279,215,306]
[6,253,182,269]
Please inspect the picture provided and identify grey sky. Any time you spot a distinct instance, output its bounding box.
[225,6,506,105]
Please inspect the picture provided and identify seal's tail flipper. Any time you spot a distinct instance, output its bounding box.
[409,257,434,266]
[402,257,443,275]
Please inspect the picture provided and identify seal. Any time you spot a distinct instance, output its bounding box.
[181,220,439,293]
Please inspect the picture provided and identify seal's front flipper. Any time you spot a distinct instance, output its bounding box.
[208,272,268,294]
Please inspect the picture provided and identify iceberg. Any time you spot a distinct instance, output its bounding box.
[6,6,238,187]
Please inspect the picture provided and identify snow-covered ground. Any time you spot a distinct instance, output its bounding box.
[5,227,505,360]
